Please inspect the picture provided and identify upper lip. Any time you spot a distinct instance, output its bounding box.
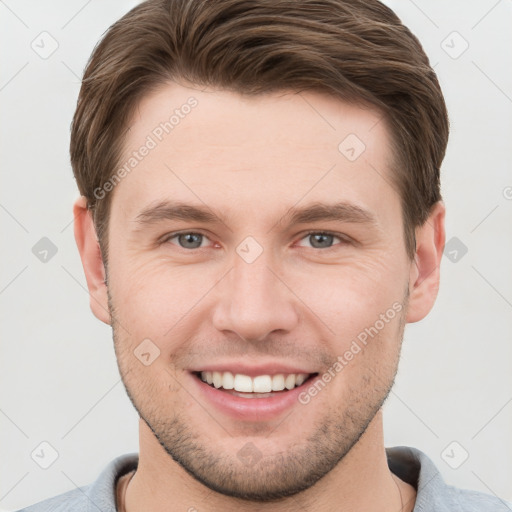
[189,362,317,377]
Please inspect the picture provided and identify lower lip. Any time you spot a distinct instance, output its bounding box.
[188,373,315,421]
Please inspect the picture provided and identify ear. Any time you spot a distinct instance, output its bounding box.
[73,196,111,325]
[405,201,446,323]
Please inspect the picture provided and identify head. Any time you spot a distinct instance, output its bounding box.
[73,0,448,502]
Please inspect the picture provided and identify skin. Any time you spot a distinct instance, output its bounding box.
[74,82,445,511]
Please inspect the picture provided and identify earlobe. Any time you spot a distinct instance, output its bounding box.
[405,201,446,323]
[73,196,111,325]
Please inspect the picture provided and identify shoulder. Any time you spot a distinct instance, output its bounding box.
[386,445,512,511]
[417,481,512,511]
[15,488,89,512]
[14,453,139,512]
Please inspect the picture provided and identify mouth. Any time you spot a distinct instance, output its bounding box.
[192,371,318,398]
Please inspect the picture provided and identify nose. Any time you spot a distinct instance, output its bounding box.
[212,247,299,343]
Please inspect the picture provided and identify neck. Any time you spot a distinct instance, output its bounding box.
[125,411,416,512]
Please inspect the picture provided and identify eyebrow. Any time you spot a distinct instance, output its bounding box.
[278,201,377,228]
[133,200,377,231]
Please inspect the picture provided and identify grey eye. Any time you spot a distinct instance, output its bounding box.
[176,233,204,249]
[307,233,336,249]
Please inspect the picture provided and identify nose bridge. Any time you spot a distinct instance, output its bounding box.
[212,239,298,342]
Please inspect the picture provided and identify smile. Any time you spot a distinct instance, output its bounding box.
[190,370,320,420]
[196,371,315,396]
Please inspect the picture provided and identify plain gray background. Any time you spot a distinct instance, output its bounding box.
[1,0,511,510]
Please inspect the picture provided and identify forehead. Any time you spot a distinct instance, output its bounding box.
[111,82,397,226]
[126,83,386,153]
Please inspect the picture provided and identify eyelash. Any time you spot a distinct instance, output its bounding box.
[160,230,351,251]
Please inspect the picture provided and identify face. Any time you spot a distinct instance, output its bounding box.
[103,83,414,500]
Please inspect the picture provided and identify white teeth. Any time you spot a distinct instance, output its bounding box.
[222,371,234,390]
[199,371,310,393]
[284,374,296,390]
[234,374,253,392]
[253,375,272,393]
[212,371,222,388]
[272,374,285,391]
[295,374,306,386]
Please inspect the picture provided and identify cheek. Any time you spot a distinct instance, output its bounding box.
[109,258,214,345]
[290,257,406,339]
[112,260,195,318]
[321,307,404,407]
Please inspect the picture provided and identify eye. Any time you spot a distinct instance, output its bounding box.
[161,230,349,251]
[296,231,347,250]
[163,232,210,249]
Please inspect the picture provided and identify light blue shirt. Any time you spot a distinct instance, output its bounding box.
[16,446,512,511]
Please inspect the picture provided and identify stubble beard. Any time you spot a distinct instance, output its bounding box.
[108,285,408,502]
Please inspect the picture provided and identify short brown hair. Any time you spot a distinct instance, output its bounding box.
[70,0,449,263]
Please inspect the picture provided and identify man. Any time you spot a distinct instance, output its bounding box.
[18,0,511,510]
